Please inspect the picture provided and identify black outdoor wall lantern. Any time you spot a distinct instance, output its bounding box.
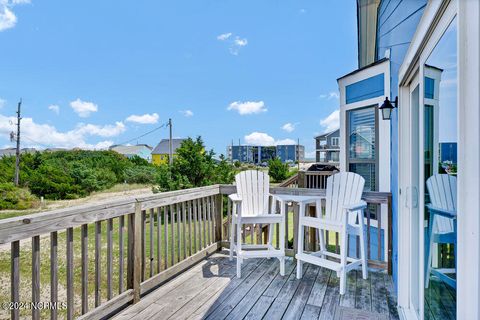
[379,96,398,120]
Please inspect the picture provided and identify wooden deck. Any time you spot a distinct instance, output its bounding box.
[113,251,399,320]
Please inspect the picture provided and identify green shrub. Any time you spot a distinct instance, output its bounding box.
[268,157,289,182]
[124,166,158,184]
[0,183,39,210]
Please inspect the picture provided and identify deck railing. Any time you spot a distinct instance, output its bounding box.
[279,170,337,189]
[0,185,223,320]
[0,183,391,319]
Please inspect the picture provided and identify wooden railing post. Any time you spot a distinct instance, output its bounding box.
[298,171,306,188]
[215,194,223,244]
[128,202,142,304]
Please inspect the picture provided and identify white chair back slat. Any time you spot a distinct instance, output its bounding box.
[426,174,457,233]
[235,170,270,217]
[325,172,365,222]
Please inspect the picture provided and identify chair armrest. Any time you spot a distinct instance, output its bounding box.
[343,201,367,212]
[228,194,242,203]
[426,204,456,219]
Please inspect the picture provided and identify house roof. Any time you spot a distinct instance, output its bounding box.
[337,57,389,81]
[315,128,340,139]
[152,139,186,155]
[110,145,152,155]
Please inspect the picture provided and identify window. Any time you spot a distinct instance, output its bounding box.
[345,74,384,104]
[424,76,435,99]
[331,137,339,146]
[330,151,340,162]
[347,106,377,191]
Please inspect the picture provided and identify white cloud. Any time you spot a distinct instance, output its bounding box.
[70,98,98,118]
[319,110,340,133]
[0,0,30,32]
[125,113,159,124]
[0,6,16,31]
[228,101,267,115]
[179,110,193,117]
[217,32,232,41]
[48,104,60,115]
[275,138,296,145]
[230,36,248,55]
[0,98,5,109]
[299,8,307,14]
[244,132,296,146]
[281,122,297,133]
[74,122,126,137]
[0,113,123,149]
[217,32,248,55]
[319,91,339,100]
[244,132,274,146]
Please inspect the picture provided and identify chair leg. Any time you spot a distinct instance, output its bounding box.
[358,211,368,280]
[296,204,305,279]
[340,222,348,295]
[425,215,435,288]
[279,257,285,276]
[236,217,243,278]
[279,205,286,276]
[316,200,326,258]
[229,215,235,261]
[268,223,275,247]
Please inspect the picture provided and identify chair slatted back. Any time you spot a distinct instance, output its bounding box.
[426,174,457,233]
[325,172,365,222]
[235,170,270,217]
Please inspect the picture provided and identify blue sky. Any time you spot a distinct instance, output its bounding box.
[0,0,357,158]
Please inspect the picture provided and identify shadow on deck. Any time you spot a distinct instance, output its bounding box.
[113,250,399,320]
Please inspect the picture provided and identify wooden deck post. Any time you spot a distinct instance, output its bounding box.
[297,171,306,188]
[128,202,142,304]
[214,194,223,245]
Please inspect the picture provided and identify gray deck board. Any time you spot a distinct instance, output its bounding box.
[282,265,320,320]
[114,252,399,320]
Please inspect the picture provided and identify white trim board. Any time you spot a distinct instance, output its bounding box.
[397,0,480,319]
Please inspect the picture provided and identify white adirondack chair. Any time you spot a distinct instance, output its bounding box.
[229,170,285,278]
[295,172,368,295]
[425,174,457,289]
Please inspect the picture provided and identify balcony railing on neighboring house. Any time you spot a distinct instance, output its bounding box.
[0,183,392,319]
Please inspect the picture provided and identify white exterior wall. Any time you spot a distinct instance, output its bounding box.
[338,59,391,193]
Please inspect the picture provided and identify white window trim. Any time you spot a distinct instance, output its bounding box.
[397,0,480,319]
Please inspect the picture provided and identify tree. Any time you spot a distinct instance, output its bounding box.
[154,137,236,191]
[268,157,289,182]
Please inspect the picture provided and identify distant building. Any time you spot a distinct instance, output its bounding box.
[315,129,340,166]
[110,144,153,162]
[440,142,457,164]
[227,144,304,164]
[0,148,36,158]
[151,139,186,165]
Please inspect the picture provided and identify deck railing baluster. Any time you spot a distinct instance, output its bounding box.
[81,225,88,314]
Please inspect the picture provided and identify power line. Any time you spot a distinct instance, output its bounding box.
[116,122,168,146]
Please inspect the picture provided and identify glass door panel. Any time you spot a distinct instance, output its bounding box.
[422,17,457,320]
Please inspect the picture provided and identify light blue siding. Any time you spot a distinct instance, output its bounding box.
[376,0,428,289]
[345,74,385,104]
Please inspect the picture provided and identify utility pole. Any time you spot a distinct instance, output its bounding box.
[14,99,22,186]
[168,118,173,165]
[297,138,300,172]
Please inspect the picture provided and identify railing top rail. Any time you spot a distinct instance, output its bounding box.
[0,184,220,244]
[219,185,391,204]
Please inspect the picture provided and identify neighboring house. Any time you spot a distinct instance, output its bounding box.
[151,139,186,165]
[227,144,304,164]
[110,144,153,162]
[315,129,340,166]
